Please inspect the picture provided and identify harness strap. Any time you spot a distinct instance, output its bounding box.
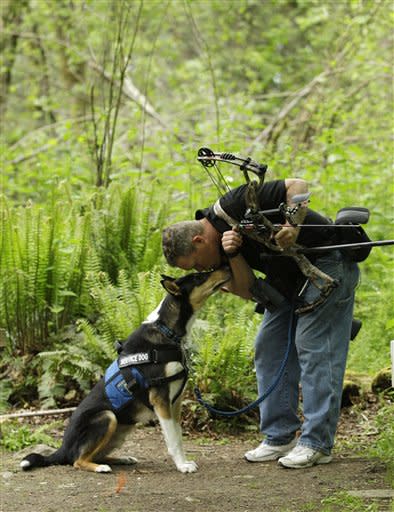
[154,321,183,344]
[147,368,188,389]
[118,344,184,368]
[105,357,189,411]
[123,367,188,406]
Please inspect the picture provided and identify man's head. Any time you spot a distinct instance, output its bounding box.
[162,219,223,272]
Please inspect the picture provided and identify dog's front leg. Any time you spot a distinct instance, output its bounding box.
[157,416,198,473]
[150,389,197,473]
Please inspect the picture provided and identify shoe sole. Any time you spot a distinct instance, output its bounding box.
[244,441,297,463]
[278,455,332,469]
[245,454,284,463]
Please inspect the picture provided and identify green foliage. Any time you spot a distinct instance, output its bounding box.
[0,183,166,354]
[349,250,394,374]
[368,396,394,481]
[0,0,392,415]
[0,191,93,354]
[90,185,168,281]
[318,492,381,512]
[0,183,167,407]
[0,420,62,451]
[0,354,39,414]
[87,268,167,337]
[191,293,259,408]
[33,267,168,407]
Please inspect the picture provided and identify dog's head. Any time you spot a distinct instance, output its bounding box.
[160,267,231,312]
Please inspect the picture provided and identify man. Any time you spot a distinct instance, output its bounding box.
[162,178,359,469]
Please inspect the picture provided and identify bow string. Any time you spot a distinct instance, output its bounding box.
[197,147,268,198]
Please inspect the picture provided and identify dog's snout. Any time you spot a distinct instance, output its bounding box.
[215,266,231,280]
[210,266,231,288]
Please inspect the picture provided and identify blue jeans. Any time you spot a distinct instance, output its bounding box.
[254,251,359,455]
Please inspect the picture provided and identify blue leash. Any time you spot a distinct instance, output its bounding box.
[194,308,296,417]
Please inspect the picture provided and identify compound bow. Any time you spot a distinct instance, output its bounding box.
[197,147,393,314]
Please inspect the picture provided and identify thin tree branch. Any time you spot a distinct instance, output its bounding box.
[8,116,90,151]
[4,28,177,137]
[0,407,76,422]
[6,143,54,165]
[247,70,329,152]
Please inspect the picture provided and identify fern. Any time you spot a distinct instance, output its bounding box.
[38,346,104,407]
[59,211,93,326]
[89,184,167,282]
[0,195,97,354]
[191,294,259,407]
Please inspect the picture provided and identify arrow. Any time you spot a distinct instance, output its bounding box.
[298,239,394,254]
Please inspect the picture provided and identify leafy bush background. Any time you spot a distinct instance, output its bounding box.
[0,0,393,412]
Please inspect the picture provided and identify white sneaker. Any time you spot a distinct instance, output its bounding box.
[244,439,297,462]
[278,445,332,469]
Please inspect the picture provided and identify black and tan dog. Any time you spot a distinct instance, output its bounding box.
[21,268,230,474]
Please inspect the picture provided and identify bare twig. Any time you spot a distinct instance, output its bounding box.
[247,71,329,152]
[185,0,221,144]
[4,28,174,137]
[0,407,76,422]
[8,116,90,151]
[7,143,54,165]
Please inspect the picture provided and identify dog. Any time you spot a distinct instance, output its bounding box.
[20,268,230,474]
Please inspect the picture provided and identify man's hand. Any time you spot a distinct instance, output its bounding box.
[222,228,243,257]
[276,178,308,249]
[220,228,255,300]
[274,223,300,249]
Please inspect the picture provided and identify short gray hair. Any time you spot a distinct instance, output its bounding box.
[162,221,203,266]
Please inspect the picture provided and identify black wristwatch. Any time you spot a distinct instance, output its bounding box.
[225,249,241,259]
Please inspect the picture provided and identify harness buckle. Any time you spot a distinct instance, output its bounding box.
[151,349,160,363]
[125,377,137,393]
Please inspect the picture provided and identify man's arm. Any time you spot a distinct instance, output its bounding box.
[285,178,308,205]
[220,229,255,300]
[275,178,309,249]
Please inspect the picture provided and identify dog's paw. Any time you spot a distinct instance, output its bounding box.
[177,460,198,473]
[95,464,112,473]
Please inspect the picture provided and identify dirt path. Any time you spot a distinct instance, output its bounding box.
[1,423,392,512]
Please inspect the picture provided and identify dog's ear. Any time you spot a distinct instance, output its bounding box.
[160,276,182,296]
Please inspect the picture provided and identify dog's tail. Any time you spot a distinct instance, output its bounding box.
[20,448,67,471]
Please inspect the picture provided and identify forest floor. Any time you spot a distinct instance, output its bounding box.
[1,396,393,512]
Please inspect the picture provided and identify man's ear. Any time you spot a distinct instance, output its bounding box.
[192,234,204,244]
[160,275,182,296]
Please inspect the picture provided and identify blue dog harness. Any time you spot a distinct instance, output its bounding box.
[104,335,188,411]
[104,360,149,410]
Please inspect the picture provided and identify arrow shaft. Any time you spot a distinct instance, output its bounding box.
[298,240,394,254]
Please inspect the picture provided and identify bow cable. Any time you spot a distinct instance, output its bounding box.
[197,147,232,196]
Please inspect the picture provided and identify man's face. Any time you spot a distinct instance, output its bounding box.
[176,238,223,272]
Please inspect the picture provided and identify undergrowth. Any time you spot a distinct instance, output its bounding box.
[0,184,167,410]
[284,492,382,512]
[0,420,62,451]
[368,393,394,482]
